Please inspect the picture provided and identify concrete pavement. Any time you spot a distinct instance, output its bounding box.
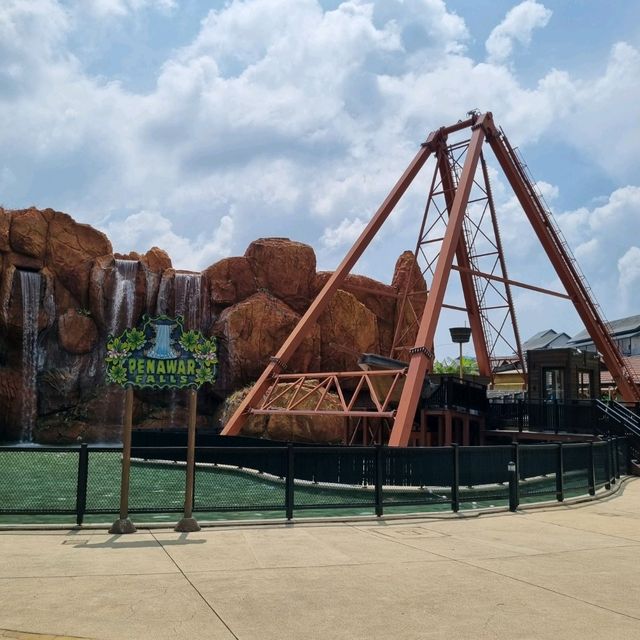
[0,479,639,639]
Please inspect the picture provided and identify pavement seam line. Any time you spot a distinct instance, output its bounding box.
[148,530,241,640]
[361,527,640,623]
[531,517,640,544]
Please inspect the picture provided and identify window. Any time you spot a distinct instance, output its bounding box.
[577,370,592,399]
[543,368,564,401]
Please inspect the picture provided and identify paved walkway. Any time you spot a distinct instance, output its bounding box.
[1,479,639,640]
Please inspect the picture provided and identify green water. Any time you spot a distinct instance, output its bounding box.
[0,451,607,526]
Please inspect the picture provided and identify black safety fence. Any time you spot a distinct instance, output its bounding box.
[0,437,628,525]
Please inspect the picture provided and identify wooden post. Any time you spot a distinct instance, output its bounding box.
[176,389,200,532]
[109,386,137,534]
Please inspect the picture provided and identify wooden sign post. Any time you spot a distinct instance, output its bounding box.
[105,315,218,535]
[109,386,136,534]
[175,388,200,532]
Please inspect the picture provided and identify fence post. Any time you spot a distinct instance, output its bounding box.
[609,438,617,485]
[75,443,89,526]
[508,460,518,512]
[604,439,611,490]
[451,444,459,513]
[375,444,384,517]
[512,443,520,508]
[517,400,523,432]
[556,443,564,502]
[614,438,620,479]
[588,442,596,496]
[285,444,294,521]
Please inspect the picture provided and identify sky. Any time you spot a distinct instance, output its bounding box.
[1,0,639,358]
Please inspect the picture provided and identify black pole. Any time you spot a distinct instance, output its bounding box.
[508,459,518,512]
[75,443,89,526]
[610,438,617,485]
[375,444,384,517]
[604,439,611,491]
[614,437,620,479]
[451,444,460,513]
[588,442,596,496]
[285,443,294,521]
[556,442,564,502]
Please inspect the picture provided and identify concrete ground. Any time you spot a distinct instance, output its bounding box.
[1,479,639,640]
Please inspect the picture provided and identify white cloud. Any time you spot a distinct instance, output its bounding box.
[76,0,176,18]
[321,217,367,250]
[486,1,552,63]
[1,0,640,344]
[102,211,234,271]
[618,247,640,306]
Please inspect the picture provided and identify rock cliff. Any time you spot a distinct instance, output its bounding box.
[0,207,426,444]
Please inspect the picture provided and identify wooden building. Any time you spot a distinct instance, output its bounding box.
[527,348,600,402]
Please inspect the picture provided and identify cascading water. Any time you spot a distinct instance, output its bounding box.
[110,259,138,335]
[19,271,41,442]
[174,272,202,330]
[105,260,138,439]
[170,272,202,427]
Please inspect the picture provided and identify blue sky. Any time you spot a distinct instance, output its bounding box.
[1,0,639,357]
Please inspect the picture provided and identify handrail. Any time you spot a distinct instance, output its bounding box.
[595,400,640,438]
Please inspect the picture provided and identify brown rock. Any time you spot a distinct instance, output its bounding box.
[221,382,343,443]
[318,289,379,372]
[0,369,22,441]
[46,210,112,306]
[53,277,79,316]
[391,251,428,360]
[5,251,43,271]
[114,251,141,261]
[314,272,397,355]
[245,238,316,313]
[1,267,46,332]
[0,207,12,251]
[9,207,48,258]
[141,247,172,272]
[58,309,99,354]
[213,292,320,391]
[0,262,15,327]
[203,256,256,308]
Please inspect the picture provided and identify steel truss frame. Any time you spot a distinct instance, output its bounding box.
[221,112,640,447]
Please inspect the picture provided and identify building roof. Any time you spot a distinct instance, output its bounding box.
[600,355,640,386]
[569,314,640,347]
[522,329,571,351]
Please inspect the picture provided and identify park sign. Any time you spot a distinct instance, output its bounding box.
[105,315,218,389]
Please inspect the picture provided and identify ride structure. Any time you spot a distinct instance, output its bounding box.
[221,111,640,447]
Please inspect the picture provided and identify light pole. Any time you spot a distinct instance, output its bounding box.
[449,327,472,380]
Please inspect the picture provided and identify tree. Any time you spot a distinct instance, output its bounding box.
[433,356,478,375]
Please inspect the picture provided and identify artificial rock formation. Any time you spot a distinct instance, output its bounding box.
[0,206,428,444]
[221,382,344,444]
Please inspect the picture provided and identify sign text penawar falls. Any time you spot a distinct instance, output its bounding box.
[105,315,218,390]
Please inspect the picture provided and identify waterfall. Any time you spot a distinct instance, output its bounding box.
[110,259,138,334]
[174,272,202,330]
[169,272,202,427]
[19,271,41,442]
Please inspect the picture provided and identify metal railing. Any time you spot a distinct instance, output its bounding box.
[0,437,628,525]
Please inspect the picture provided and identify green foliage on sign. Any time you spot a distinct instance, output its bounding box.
[105,315,218,389]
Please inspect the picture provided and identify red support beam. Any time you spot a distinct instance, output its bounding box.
[486,126,640,402]
[437,144,492,379]
[221,136,437,436]
[450,266,571,300]
[388,119,488,446]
